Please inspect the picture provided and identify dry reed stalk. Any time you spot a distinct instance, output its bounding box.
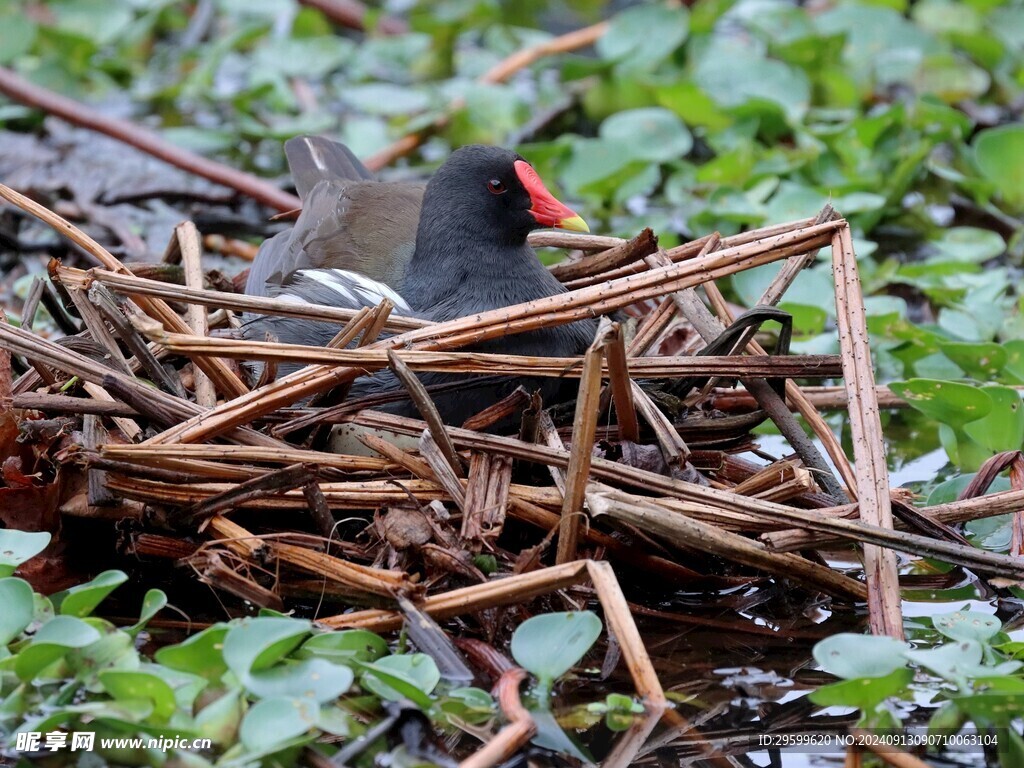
[548,228,658,282]
[136,331,844,379]
[587,485,868,600]
[99,443,391,473]
[604,323,640,442]
[557,322,610,564]
[561,219,818,290]
[764,488,1024,551]
[0,183,248,398]
[56,264,429,332]
[203,517,410,597]
[832,226,903,639]
[388,350,465,478]
[140,221,844,446]
[177,222,217,408]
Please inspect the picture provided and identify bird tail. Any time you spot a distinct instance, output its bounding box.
[284,136,375,199]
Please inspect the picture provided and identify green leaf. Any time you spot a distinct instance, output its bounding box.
[951,691,1024,727]
[889,379,992,430]
[128,589,168,636]
[239,697,318,752]
[0,9,36,64]
[98,669,179,722]
[359,654,440,707]
[0,578,34,645]
[222,617,312,677]
[298,629,388,666]
[155,624,230,681]
[52,570,128,617]
[195,689,244,746]
[596,4,688,71]
[808,667,914,710]
[962,385,1024,453]
[511,611,602,683]
[243,658,353,703]
[15,616,101,681]
[973,125,1024,209]
[931,227,1006,263]
[932,610,1001,643]
[813,633,911,679]
[599,108,692,163]
[0,530,50,577]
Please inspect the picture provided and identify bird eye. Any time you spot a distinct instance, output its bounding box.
[487,178,506,194]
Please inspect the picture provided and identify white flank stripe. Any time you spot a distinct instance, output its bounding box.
[330,270,411,311]
[298,270,357,304]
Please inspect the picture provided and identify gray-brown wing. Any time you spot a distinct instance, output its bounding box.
[284,136,375,199]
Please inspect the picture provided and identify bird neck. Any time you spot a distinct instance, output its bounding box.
[404,229,559,315]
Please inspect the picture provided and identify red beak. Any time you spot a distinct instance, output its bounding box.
[513,160,589,232]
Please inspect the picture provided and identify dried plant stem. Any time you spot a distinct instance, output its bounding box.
[832,226,903,640]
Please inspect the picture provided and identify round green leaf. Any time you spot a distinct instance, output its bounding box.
[195,689,244,746]
[937,342,1007,380]
[813,633,910,679]
[53,570,128,617]
[974,125,1024,209]
[223,617,311,677]
[299,629,388,666]
[889,379,992,429]
[933,610,1001,643]
[243,658,353,703]
[599,108,693,163]
[931,227,1006,263]
[239,697,318,752]
[0,530,50,577]
[511,611,603,683]
[98,669,178,721]
[129,589,168,636]
[596,4,688,71]
[808,667,914,711]
[963,385,1024,453]
[359,654,440,707]
[15,616,101,681]
[155,624,230,681]
[0,578,34,645]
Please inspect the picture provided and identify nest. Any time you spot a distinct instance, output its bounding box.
[2,182,1023,716]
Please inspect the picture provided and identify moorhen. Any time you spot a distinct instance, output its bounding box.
[244,138,597,425]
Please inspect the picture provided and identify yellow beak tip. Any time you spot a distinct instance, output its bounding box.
[559,215,590,233]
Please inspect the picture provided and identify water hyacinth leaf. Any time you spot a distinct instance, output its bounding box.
[599,108,693,163]
[973,125,1024,209]
[222,617,312,677]
[243,658,354,703]
[239,697,318,752]
[52,570,128,617]
[903,640,985,687]
[530,708,594,763]
[128,589,168,636]
[511,611,603,683]
[933,610,1001,643]
[0,9,36,64]
[695,43,810,122]
[951,692,1024,727]
[963,386,1024,453]
[15,616,102,681]
[931,227,1006,263]
[195,689,244,746]
[154,624,230,681]
[299,630,388,666]
[889,379,992,430]
[596,3,688,71]
[359,654,440,707]
[937,341,1006,380]
[965,513,1014,552]
[1001,340,1024,384]
[559,137,638,194]
[98,669,179,722]
[914,55,990,102]
[0,530,50,577]
[0,578,34,645]
[808,667,914,710]
[813,633,911,679]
